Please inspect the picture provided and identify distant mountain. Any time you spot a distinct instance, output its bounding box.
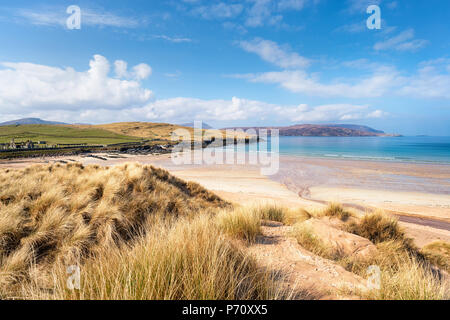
[222,124,394,137]
[326,124,384,134]
[180,122,214,129]
[0,118,68,126]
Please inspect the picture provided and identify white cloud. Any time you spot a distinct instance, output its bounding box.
[239,66,450,99]
[242,69,398,98]
[398,65,450,99]
[114,60,152,80]
[239,38,310,69]
[0,55,153,112]
[235,38,449,99]
[245,0,283,27]
[276,103,372,122]
[346,0,382,14]
[191,2,244,20]
[0,55,386,124]
[132,64,153,80]
[179,0,317,29]
[138,99,383,124]
[367,110,387,118]
[114,60,129,78]
[154,35,193,43]
[278,0,308,11]
[374,29,428,52]
[7,99,381,125]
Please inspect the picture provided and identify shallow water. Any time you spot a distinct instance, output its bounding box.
[275,136,450,164]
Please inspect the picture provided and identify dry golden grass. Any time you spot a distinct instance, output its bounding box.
[0,165,447,300]
[216,207,261,243]
[292,223,343,261]
[282,209,311,226]
[71,122,253,143]
[321,203,352,221]
[341,211,448,300]
[0,163,296,300]
[18,214,290,300]
[250,205,310,226]
[294,206,448,300]
[0,163,229,297]
[70,122,193,141]
[346,210,408,244]
[421,241,450,273]
[255,205,286,223]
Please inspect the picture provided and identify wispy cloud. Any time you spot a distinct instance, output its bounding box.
[234,38,449,99]
[239,38,310,69]
[245,0,283,27]
[12,7,143,28]
[346,0,382,14]
[277,0,309,11]
[191,2,244,20]
[180,0,317,29]
[164,71,182,78]
[154,35,193,43]
[334,21,366,33]
[374,29,428,52]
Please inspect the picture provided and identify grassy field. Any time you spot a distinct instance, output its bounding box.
[73,122,195,140]
[73,122,253,142]
[0,122,254,152]
[0,125,143,145]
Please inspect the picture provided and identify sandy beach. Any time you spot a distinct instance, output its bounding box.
[1,152,449,247]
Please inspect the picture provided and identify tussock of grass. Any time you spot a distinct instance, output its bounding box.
[363,253,448,300]
[216,208,261,243]
[253,205,310,226]
[292,223,341,260]
[346,211,412,247]
[256,205,286,223]
[282,209,311,226]
[293,208,448,300]
[322,203,351,221]
[339,211,448,300]
[421,241,450,273]
[20,215,289,300]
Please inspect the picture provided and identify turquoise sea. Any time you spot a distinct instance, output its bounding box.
[274,136,450,164]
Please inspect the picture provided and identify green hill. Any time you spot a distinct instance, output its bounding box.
[0,124,142,145]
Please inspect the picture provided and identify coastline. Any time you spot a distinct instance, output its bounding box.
[278,151,450,166]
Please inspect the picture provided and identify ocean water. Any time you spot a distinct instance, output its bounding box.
[274,136,450,164]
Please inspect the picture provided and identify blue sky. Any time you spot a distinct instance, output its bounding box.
[0,0,449,135]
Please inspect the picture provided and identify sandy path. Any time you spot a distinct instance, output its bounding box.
[243,221,366,299]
